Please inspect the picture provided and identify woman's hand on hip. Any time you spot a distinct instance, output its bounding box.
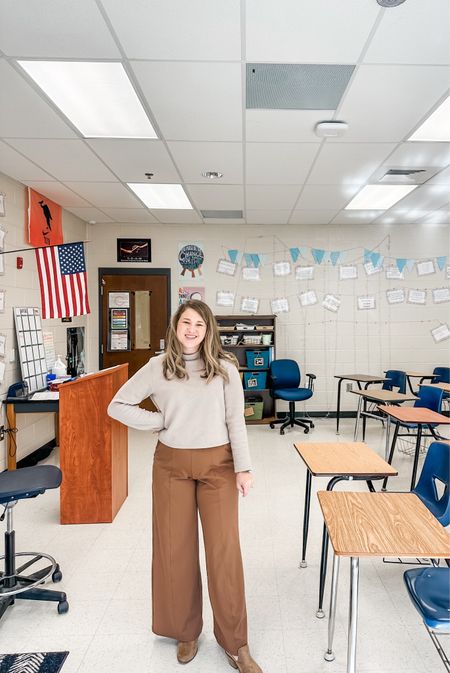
[236,471,253,497]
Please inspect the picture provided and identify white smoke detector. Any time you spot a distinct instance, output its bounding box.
[315,121,348,138]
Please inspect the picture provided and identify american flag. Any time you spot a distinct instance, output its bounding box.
[35,242,90,319]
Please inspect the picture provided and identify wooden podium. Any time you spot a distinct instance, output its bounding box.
[59,364,128,524]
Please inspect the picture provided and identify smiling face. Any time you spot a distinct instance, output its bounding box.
[176,307,207,354]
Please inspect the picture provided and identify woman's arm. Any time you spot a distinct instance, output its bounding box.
[223,362,252,473]
[107,359,164,432]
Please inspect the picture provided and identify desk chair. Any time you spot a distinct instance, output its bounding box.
[0,465,68,620]
[361,369,408,438]
[403,567,450,672]
[269,359,316,435]
[413,440,450,526]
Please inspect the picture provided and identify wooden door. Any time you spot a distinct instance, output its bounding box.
[99,269,170,408]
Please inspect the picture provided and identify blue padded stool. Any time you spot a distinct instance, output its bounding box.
[0,465,68,620]
[404,567,450,671]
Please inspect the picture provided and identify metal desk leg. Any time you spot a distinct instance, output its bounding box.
[347,557,360,673]
[324,551,340,661]
[410,424,423,491]
[353,396,363,441]
[382,421,400,490]
[384,415,391,462]
[300,469,312,568]
[317,475,346,618]
[336,378,344,434]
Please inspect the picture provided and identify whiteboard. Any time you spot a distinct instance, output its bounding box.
[14,307,48,393]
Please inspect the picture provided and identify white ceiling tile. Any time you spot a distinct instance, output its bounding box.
[102,0,241,60]
[385,142,450,169]
[0,60,76,139]
[65,207,114,223]
[417,206,450,225]
[296,184,361,210]
[0,0,120,58]
[427,166,450,185]
[131,61,242,141]
[7,139,116,181]
[246,143,318,185]
[22,181,92,207]
[246,110,331,143]
[308,143,395,185]
[385,184,450,213]
[246,185,300,210]
[330,210,383,225]
[152,210,203,224]
[246,0,379,63]
[246,210,292,225]
[0,141,54,181]
[63,182,142,208]
[101,208,159,223]
[375,210,428,225]
[333,65,450,142]
[87,139,180,183]
[290,210,339,225]
[186,185,243,210]
[364,0,450,65]
[168,142,243,184]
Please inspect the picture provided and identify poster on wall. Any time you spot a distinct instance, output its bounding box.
[117,238,151,262]
[178,287,205,304]
[27,188,63,247]
[178,242,204,277]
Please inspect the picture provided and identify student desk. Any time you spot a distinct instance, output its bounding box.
[334,375,388,435]
[404,370,434,394]
[350,389,416,441]
[293,442,397,618]
[318,491,450,673]
[377,404,450,490]
[420,381,450,393]
[4,396,59,471]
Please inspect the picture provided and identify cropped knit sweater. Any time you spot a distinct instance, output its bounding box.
[107,352,251,473]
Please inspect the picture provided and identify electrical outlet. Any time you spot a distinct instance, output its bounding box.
[346,383,353,392]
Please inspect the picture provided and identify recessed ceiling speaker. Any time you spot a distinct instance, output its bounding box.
[376,0,406,7]
[315,121,348,138]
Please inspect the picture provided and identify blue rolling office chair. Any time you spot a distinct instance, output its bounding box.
[403,567,450,672]
[269,359,316,435]
[0,465,68,620]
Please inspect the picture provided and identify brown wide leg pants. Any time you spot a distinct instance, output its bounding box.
[152,441,248,656]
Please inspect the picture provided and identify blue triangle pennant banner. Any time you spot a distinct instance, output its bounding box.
[228,249,238,264]
[330,251,341,266]
[436,256,447,271]
[290,247,300,263]
[364,249,372,263]
[251,254,260,268]
[244,253,253,267]
[311,248,325,265]
[406,259,415,272]
[370,252,381,268]
[396,258,407,273]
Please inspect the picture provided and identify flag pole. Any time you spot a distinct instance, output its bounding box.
[0,241,90,255]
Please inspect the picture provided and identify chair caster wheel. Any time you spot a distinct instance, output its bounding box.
[57,600,69,614]
[270,423,275,429]
[324,651,335,662]
[299,560,307,568]
[316,608,325,619]
[304,427,309,434]
[310,423,315,429]
[52,570,62,583]
[280,429,285,435]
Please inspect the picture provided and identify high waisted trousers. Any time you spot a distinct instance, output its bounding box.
[152,441,248,656]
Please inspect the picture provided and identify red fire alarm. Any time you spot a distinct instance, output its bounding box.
[16,257,23,269]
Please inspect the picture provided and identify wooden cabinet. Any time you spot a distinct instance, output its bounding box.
[215,314,276,424]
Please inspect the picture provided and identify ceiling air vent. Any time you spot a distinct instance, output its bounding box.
[373,166,441,185]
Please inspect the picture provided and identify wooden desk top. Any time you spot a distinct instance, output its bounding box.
[318,491,450,558]
[420,382,450,393]
[335,374,387,383]
[377,404,450,424]
[350,389,416,403]
[405,371,433,378]
[294,442,398,477]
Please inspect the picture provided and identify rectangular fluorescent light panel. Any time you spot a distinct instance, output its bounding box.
[345,185,417,210]
[18,61,157,139]
[408,96,450,142]
[128,183,193,209]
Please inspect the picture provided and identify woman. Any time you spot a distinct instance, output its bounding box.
[108,300,263,673]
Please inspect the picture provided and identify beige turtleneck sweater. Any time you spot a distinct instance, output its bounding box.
[107,352,251,473]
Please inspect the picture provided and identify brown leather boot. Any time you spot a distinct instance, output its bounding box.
[177,639,198,664]
[225,645,263,673]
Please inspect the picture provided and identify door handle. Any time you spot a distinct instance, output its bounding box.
[154,350,165,355]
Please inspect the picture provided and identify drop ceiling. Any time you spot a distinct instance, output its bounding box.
[0,0,448,226]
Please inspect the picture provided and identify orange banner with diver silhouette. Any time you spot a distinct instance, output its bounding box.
[27,188,63,247]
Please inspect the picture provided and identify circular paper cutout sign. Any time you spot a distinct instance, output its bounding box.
[178,244,204,277]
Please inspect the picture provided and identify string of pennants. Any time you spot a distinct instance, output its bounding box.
[226,247,448,274]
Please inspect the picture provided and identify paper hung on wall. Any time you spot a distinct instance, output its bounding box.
[273,261,291,277]
[432,287,450,303]
[357,296,376,310]
[386,289,405,305]
[299,290,318,307]
[0,228,5,249]
[0,254,4,275]
[339,265,358,280]
[408,289,426,304]
[178,287,205,304]
[322,294,341,312]
[242,266,261,281]
[271,298,289,314]
[364,261,381,276]
[295,265,314,280]
[386,266,404,280]
[0,290,4,313]
[216,291,235,307]
[217,259,237,276]
[416,260,435,276]
[178,242,204,278]
[241,297,259,313]
[431,324,450,343]
[0,361,5,383]
[446,266,450,279]
[0,334,6,357]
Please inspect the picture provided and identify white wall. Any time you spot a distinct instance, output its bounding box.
[0,172,87,470]
[85,220,450,416]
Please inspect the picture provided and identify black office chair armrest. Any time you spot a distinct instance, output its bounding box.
[306,373,316,391]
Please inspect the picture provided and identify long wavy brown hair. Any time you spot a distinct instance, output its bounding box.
[162,300,238,382]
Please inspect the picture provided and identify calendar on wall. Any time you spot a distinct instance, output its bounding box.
[14,307,48,393]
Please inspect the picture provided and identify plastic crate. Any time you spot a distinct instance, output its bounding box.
[245,349,270,369]
[243,371,267,390]
[244,396,264,420]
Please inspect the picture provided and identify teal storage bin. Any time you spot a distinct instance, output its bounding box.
[245,349,270,369]
[243,371,267,390]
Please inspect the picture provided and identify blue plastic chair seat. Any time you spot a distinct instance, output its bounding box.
[0,465,62,504]
[273,388,312,402]
[404,567,450,632]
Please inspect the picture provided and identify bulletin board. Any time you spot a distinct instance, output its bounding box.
[14,307,48,393]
